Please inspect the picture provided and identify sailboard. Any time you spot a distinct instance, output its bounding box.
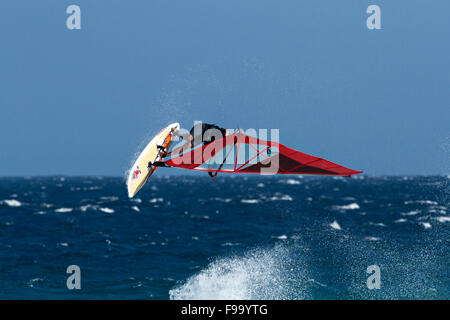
[127,123,179,198]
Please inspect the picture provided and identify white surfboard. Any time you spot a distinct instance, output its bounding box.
[127,122,180,198]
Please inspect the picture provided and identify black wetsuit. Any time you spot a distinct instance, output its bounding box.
[189,123,227,147]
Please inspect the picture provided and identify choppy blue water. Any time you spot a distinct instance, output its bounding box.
[0,175,449,299]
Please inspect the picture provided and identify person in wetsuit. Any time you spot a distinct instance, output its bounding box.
[164,122,230,157]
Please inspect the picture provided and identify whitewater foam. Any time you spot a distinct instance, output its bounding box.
[364,236,381,241]
[272,235,288,240]
[404,200,438,205]
[241,199,260,204]
[333,203,360,210]
[401,210,420,216]
[100,196,119,202]
[169,245,308,300]
[269,194,293,201]
[329,221,342,230]
[435,216,450,223]
[419,222,432,229]
[368,222,386,227]
[2,199,22,207]
[80,204,99,212]
[54,208,73,213]
[280,179,301,185]
[100,208,115,214]
[212,197,232,203]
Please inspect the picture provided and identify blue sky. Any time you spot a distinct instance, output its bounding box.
[0,0,449,176]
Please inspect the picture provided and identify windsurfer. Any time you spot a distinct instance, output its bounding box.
[162,122,230,158]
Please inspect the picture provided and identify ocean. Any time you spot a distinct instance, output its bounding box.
[0,175,448,299]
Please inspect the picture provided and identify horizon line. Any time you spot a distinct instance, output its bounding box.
[0,174,448,179]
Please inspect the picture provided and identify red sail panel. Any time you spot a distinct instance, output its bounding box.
[164,133,362,176]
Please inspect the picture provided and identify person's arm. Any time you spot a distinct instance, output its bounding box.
[174,132,192,142]
[165,134,193,157]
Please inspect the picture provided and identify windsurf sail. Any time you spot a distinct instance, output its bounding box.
[162,133,362,177]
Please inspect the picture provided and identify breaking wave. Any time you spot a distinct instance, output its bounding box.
[169,245,309,300]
